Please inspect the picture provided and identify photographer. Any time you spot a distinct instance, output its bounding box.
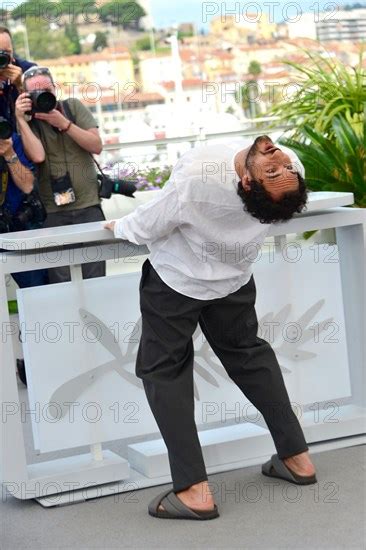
[0,26,36,120]
[0,27,48,287]
[16,66,106,284]
[0,131,48,285]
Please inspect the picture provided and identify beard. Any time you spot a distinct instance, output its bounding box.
[245,135,273,169]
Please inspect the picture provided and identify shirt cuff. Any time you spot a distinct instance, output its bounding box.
[113,218,125,239]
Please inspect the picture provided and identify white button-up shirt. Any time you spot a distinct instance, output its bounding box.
[113,139,305,300]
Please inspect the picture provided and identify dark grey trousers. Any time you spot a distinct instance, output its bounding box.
[43,205,106,284]
[136,259,309,493]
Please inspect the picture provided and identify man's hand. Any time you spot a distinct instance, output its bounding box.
[0,138,14,159]
[0,64,22,89]
[104,221,116,232]
[34,109,70,130]
[15,92,32,121]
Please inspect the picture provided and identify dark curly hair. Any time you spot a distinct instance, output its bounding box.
[237,174,308,224]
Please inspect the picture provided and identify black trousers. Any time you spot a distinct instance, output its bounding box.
[136,259,309,493]
[43,205,106,284]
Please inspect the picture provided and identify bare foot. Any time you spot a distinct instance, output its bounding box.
[158,481,215,513]
[283,450,316,476]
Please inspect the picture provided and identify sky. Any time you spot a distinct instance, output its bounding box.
[149,0,366,30]
[7,0,366,30]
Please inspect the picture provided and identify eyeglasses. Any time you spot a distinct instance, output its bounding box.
[22,66,54,85]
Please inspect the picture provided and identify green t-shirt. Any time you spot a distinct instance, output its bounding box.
[30,98,100,213]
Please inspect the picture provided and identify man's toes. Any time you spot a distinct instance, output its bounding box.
[158,503,165,511]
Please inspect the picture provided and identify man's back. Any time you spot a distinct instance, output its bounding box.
[115,138,291,300]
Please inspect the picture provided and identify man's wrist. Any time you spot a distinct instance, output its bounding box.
[5,152,19,164]
[113,219,122,239]
[16,114,27,125]
[60,120,72,133]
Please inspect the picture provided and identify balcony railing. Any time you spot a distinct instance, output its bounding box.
[99,117,291,166]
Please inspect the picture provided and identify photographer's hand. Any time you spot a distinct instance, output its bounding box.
[1,63,22,90]
[0,138,14,159]
[0,138,34,193]
[34,109,70,130]
[15,94,46,164]
[15,92,32,121]
[36,110,103,154]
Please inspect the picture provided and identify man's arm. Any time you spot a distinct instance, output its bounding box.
[105,180,181,245]
[1,63,23,91]
[15,92,45,163]
[59,124,102,155]
[34,98,103,155]
[0,138,34,194]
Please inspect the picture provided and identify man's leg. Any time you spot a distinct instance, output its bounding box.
[43,210,74,283]
[198,275,315,475]
[136,260,215,509]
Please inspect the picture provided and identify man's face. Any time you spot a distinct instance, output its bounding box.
[244,135,300,201]
[0,33,14,82]
[25,74,55,95]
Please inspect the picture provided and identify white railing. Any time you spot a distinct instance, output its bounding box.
[99,117,291,167]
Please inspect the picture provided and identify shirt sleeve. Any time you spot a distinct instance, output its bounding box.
[68,98,98,130]
[113,179,181,245]
[12,132,34,171]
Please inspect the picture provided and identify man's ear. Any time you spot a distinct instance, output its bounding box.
[240,174,251,192]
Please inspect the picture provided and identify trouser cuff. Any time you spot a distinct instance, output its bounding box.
[172,475,209,493]
[277,445,309,460]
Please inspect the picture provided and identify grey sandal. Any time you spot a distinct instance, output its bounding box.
[262,454,317,485]
[148,488,220,520]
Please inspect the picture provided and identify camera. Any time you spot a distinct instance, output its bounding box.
[9,191,47,232]
[0,50,11,70]
[50,172,75,206]
[0,207,12,233]
[0,116,13,140]
[26,90,57,115]
[98,173,137,200]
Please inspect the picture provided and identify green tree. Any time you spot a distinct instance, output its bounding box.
[177,30,194,40]
[134,35,151,51]
[99,0,145,29]
[16,17,75,59]
[65,22,81,55]
[12,0,98,22]
[59,0,98,21]
[236,81,261,118]
[248,60,261,77]
[93,31,108,52]
[12,31,28,59]
[11,0,54,20]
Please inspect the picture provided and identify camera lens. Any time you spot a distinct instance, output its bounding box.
[35,91,57,113]
[0,116,13,140]
[0,51,10,70]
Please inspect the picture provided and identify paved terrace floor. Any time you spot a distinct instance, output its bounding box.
[1,382,365,550]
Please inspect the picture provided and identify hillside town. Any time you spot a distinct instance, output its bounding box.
[5,2,365,148]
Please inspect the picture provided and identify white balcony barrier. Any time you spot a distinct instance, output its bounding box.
[1,193,365,506]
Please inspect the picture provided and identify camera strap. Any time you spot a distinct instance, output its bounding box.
[62,99,106,178]
[33,113,70,178]
[0,158,9,206]
[0,170,8,206]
